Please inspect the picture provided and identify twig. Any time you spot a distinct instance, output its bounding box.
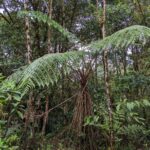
[0,13,11,24]
[3,3,14,23]
[35,93,77,118]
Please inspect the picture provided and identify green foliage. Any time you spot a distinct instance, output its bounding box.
[85,97,150,149]
[0,74,21,150]
[15,51,84,96]
[0,79,22,116]
[91,25,150,54]
[0,138,9,150]
[0,1,150,149]
[4,25,150,97]
[106,2,133,34]
[0,136,19,150]
[18,11,79,44]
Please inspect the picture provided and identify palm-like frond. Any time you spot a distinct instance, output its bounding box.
[18,11,79,43]
[17,51,84,95]
[91,25,150,54]
[4,25,150,96]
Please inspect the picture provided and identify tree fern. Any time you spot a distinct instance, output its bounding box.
[3,25,150,96]
[91,25,150,54]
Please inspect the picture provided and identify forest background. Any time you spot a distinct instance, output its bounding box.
[0,0,150,150]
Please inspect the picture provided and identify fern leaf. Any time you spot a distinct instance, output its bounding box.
[16,51,84,96]
[18,11,79,44]
[91,25,150,54]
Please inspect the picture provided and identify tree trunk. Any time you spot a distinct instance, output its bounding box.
[42,0,53,135]
[101,0,114,149]
[96,0,101,37]
[24,1,34,149]
[42,96,49,135]
[24,0,32,64]
[72,67,95,150]
[47,0,53,53]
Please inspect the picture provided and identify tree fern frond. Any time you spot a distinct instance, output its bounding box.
[3,25,150,96]
[91,25,150,54]
[17,51,84,96]
[120,124,145,136]
[4,66,27,85]
[18,11,79,44]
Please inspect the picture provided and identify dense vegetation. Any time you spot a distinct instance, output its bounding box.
[0,0,150,150]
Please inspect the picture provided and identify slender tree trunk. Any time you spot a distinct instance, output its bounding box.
[24,0,32,127]
[47,0,53,53]
[133,0,146,25]
[95,0,102,90]
[24,0,32,64]
[31,1,42,57]
[61,0,67,120]
[60,0,65,53]
[42,0,53,135]
[42,96,49,135]
[61,0,65,27]
[96,0,101,37]
[101,0,106,39]
[24,0,34,149]
[101,0,114,149]
[69,0,78,31]
[123,50,127,75]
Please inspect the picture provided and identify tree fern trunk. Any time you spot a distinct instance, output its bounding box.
[72,68,95,150]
